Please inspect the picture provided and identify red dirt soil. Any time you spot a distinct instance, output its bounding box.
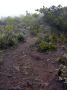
[0,36,67,90]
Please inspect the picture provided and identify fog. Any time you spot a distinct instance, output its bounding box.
[0,0,67,17]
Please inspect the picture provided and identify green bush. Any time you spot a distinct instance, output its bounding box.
[57,54,67,66]
[7,37,18,47]
[0,33,17,49]
[43,35,50,42]
[30,26,41,36]
[0,34,7,49]
[49,43,57,50]
[44,33,67,44]
[37,33,67,53]
[16,33,24,42]
[59,34,67,43]
[49,34,58,43]
[38,5,67,33]
[38,41,48,52]
[38,41,57,52]
[0,32,24,49]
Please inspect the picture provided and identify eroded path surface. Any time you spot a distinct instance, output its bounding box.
[0,35,67,90]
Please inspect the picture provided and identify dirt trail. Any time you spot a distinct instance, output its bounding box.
[0,35,67,90]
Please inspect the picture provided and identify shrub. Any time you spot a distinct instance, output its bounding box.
[38,41,57,52]
[44,35,50,42]
[30,28,41,36]
[0,32,24,49]
[0,34,7,49]
[59,34,67,43]
[49,34,58,43]
[7,37,18,47]
[16,33,24,42]
[0,33,17,49]
[38,41,49,52]
[48,43,57,51]
[57,54,67,66]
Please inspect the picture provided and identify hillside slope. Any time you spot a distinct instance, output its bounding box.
[0,34,67,90]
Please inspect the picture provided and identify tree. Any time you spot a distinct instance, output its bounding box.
[37,5,67,33]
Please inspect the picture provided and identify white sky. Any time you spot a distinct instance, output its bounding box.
[0,0,67,17]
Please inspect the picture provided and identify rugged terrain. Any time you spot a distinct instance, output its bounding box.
[0,34,67,90]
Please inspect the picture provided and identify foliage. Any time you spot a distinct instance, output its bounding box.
[57,54,67,66]
[37,33,67,52]
[16,33,24,42]
[5,25,15,31]
[37,5,67,33]
[22,13,39,26]
[37,34,57,52]
[0,30,24,49]
[38,40,57,52]
[59,34,67,43]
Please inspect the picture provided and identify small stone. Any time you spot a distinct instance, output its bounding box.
[14,65,20,71]
[49,70,53,73]
[7,74,12,78]
[44,82,49,87]
[23,66,28,69]
[23,55,27,57]
[55,69,59,71]
[47,59,50,61]
[24,71,29,75]
[59,76,63,80]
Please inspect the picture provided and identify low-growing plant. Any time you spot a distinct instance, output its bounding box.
[49,34,58,43]
[0,34,7,49]
[0,31,24,49]
[30,28,41,36]
[7,37,18,47]
[43,35,50,42]
[38,40,57,52]
[59,34,67,43]
[16,33,24,42]
[57,54,67,66]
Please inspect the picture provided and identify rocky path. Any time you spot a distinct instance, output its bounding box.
[0,35,67,90]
